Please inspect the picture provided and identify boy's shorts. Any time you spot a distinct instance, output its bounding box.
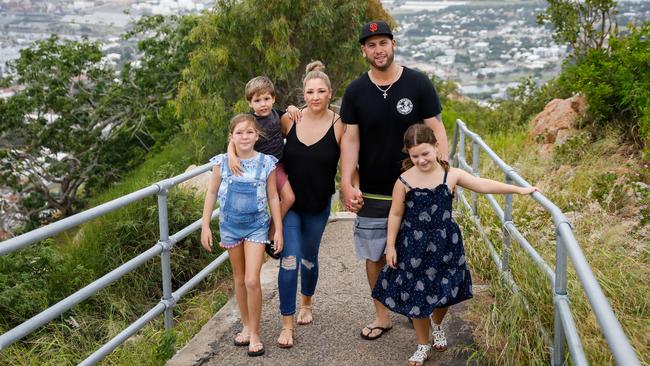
[275,163,289,192]
[219,213,270,249]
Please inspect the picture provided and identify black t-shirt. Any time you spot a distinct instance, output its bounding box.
[340,67,442,196]
[253,108,286,161]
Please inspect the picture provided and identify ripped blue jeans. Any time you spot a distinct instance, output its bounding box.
[277,202,330,316]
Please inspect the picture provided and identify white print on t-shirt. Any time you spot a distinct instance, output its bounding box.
[397,98,413,115]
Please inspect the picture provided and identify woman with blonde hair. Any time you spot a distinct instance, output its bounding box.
[276,61,345,348]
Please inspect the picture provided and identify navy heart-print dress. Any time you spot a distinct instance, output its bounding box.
[372,170,473,318]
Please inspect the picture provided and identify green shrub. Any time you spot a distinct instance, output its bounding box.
[591,172,630,211]
[552,131,593,165]
[0,242,62,327]
[558,23,650,150]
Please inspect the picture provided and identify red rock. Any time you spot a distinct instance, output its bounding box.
[529,95,587,151]
[178,165,211,197]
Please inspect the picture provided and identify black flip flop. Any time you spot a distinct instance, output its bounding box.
[247,343,265,357]
[360,325,392,340]
[233,333,250,347]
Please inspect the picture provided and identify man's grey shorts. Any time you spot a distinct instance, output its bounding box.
[354,216,388,262]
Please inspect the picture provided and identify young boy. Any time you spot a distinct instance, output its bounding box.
[227,76,298,251]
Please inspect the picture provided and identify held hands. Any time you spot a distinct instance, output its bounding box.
[286,105,302,123]
[341,184,364,213]
[200,226,213,252]
[386,245,397,269]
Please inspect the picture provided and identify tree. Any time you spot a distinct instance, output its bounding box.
[120,15,200,150]
[0,15,199,226]
[0,36,128,223]
[175,0,393,158]
[537,0,618,57]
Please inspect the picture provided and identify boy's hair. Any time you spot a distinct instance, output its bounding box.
[245,76,276,101]
[402,123,449,172]
[228,113,264,138]
[303,60,331,91]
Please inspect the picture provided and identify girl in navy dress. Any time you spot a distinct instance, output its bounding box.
[372,124,538,366]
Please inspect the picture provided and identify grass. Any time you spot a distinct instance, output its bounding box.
[0,135,236,366]
[1,279,232,366]
[3,98,649,365]
[455,122,650,365]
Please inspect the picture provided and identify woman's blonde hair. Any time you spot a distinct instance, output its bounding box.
[303,60,331,91]
[402,123,449,172]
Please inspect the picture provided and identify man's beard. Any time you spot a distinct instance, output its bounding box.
[367,52,394,71]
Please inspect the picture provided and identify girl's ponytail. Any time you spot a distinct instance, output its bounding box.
[437,158,450,173]
[402,156,414,171]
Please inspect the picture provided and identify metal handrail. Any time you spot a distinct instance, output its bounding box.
[0,120,641,365]
[0,161,225,365]
[450,119,640,366]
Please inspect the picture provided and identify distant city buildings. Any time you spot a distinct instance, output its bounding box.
[0,0,214,76]
[131,0,207,15]
[383,0,650,100]
[3,0,649,97]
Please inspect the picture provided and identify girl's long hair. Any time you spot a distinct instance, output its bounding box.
[402,123,449,172]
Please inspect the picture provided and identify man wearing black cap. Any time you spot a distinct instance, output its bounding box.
[340,20,449,341]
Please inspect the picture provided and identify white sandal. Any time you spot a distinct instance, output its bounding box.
[408,344,432,366]
[431,323,448,352]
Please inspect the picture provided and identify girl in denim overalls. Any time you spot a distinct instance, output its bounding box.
[201,114,283,357]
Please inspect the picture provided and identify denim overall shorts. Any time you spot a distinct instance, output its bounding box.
[219,153,270,248]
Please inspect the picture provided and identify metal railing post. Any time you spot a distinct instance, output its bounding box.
[458,128,466,162]
[471,141,480,215]
[157,190,175,330]
[502,174,513,272]
[457,129,466,198]
[450,119,460,165]
[553,229,568,365]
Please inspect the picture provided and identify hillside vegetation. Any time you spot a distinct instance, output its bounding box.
[1,0,648,365]
[434,41,649,363]
[447,99,649,365]
[450,11,649,364]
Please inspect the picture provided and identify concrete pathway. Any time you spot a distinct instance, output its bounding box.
[168,218,480,366]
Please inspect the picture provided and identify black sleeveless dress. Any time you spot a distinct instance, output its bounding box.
[372,170,473,318]
[283,112,340,213]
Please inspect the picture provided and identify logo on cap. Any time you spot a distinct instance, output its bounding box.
[370,22,378,32]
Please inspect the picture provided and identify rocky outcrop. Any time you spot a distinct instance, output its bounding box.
[529,95,587,154]
[178,165,211,197]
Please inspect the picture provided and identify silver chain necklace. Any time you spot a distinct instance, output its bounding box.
[371,67,403,99]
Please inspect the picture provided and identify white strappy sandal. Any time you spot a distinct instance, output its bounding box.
[431,323,448,352]
[408,344,432,366]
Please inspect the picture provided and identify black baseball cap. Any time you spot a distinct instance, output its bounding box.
[359,20,393,45]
